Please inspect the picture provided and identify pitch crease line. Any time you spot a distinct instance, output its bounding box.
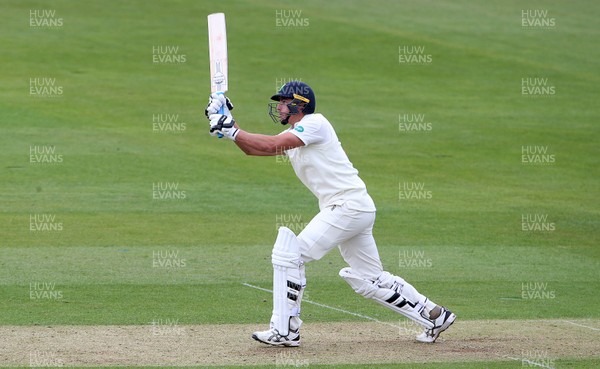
[242,282,399,329]
[562,320,600,331]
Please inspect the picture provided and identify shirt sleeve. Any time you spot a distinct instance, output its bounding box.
[288,116,331,146]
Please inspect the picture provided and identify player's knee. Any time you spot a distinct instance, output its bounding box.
[272,227,301,269]
[339,267,378,299]
[296,237,316,265]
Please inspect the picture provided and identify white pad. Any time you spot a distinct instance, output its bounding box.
[271,227,306,336]
[339,267,435,329]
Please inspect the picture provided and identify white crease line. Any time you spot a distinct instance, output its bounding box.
[242,282,399,329]
[562,320,600,331]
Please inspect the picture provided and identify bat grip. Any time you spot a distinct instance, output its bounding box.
[217,92,224,139]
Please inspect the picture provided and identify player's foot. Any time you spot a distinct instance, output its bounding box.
[252,328,300,347]
[416,307,456,343]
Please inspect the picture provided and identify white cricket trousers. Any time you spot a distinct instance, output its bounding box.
[297,203,383,280]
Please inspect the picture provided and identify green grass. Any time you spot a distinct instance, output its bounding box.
[0,244,598,324]
[1,0,599,367]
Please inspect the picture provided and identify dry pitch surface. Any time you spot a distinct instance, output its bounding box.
[1,319,599,367]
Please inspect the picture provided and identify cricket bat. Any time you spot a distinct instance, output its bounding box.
[207,13,228,138]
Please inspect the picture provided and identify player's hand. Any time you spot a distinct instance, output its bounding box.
[209,114,239,140]
[205,93,234,118]
[208,113,225,136]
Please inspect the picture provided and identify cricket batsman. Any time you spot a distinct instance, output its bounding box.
[205,81,456,346]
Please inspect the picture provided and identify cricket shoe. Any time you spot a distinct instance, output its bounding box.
[252,328,300,347]
[416,307,456,343]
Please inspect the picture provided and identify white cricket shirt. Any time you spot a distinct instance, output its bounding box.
[284,113,376,212]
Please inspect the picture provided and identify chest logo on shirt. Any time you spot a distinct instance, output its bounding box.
[294,126,304,132]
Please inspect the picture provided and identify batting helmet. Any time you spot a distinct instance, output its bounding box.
[268,81,316,124]
[270,81,316,114]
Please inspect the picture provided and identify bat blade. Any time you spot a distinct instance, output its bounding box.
[208,13,228,94]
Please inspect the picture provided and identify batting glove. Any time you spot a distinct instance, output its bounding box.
[209,114,239,140]
[205,93,234,118]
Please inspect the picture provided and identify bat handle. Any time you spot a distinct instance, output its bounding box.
[217,92,225,138]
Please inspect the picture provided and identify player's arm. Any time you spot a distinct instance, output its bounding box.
[207,113,304,155]
[205,94,304,155]
[233,130,304,156]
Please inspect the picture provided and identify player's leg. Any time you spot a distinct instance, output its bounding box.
[336,216,438,328]
[340,266,456,342]
[337,212,456,343]
[297,204,371,263]
[336,215,383,280]
[252,227,304,347]
[253,205,371,346]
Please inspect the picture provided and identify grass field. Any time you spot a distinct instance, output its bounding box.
[1,0,599,368]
